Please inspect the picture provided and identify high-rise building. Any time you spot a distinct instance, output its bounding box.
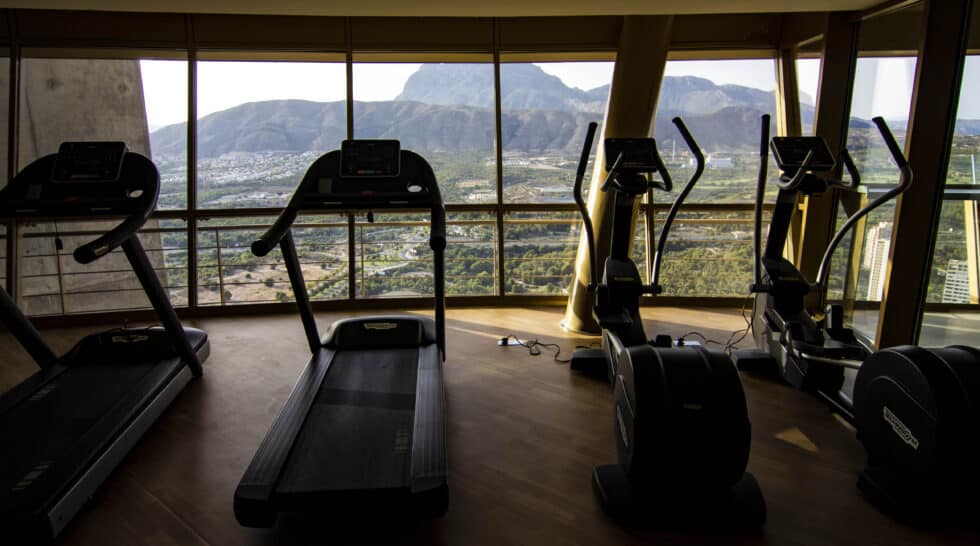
[942,259,971,304]
[865,221,892,300]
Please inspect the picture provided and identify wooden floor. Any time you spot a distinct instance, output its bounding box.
[2,306,978,546]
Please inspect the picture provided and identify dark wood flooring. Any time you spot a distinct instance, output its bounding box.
[2,306,977,545]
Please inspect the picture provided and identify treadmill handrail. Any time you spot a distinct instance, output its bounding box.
[651,117,704,292]
[815,117,912,290]
[253,206,298,257]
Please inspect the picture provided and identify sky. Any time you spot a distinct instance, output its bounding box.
[140,56,978,131]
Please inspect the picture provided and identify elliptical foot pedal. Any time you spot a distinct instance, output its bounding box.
[570,348,612,382]
[732,349,778,376]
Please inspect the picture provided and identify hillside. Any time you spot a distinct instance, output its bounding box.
[150,63,937,158]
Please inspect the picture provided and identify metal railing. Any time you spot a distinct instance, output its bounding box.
[7,202,783,317]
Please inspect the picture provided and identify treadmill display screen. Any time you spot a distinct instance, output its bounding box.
[340,140,400,178]
[770,137,836,171]
[52,142,127,183]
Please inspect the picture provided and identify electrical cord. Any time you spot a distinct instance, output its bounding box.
[498,335,596,364]
[675,291,757,355]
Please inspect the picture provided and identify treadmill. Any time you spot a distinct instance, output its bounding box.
[0,142,208,544]
[234,140,448,527]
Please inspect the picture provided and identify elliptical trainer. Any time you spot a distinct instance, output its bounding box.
[568,120,766,528]
[739,114,980,521]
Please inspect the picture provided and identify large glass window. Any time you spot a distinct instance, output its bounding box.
[920,50,980,345]
[20,55,187,207]
[195,60,347,209]
[656,59,779,203]
[828,55,917,342]
[500,61,613,204]
[353,61,497,204]
[18,54,189,315]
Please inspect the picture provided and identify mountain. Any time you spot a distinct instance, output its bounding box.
[150,63,929,158]
[396,63,607,113]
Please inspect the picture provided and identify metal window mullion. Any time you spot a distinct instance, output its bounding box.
[6,35,20,297]
[493,27,506,297]
[347,214,356,299]
[186,19,200,310]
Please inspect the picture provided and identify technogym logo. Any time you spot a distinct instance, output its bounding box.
[883,406,919,450]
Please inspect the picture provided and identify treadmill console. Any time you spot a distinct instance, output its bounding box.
[340,140,400,177]
[302,140,438,210]
[604,138,663,173]
[52,142,127,183]
[0,141,157,220]
[771,137,836,172]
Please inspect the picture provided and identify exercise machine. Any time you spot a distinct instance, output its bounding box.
[234,140,448,526]
[0,142,208,543]
[568,121,766,527]
[741,115,980,520]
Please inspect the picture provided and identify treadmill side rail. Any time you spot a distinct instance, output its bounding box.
[410,343,448,500]
[47,366,194,538]
[234,347,335,527]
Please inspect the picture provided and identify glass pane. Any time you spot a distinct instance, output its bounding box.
[447,212,497,296]
[19,56,187,208]
[656,59,779,203]
[796,57,821,135]
[354,212,431,299]
[197,215,349,305]
[836,55,917,342]
[20,220,186,316]
[503,211,580,295]
[353,63,497,204]
[196,61,347,209]
[656,209,766,298]
[501,62,613,204]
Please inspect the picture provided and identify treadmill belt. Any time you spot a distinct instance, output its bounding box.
[0,360,162,509]
[277,347,420,495]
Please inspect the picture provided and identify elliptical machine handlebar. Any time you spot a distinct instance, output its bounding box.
[776,150,816,191]
[573,122,601,292]
[650,117,705,292]
[814,116,913,290]
[873,116,912,190]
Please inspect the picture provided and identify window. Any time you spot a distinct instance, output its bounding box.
[920,53,980,346]
[195,60,347,209]
[18,54,188,315]
[827,55,917,342]
[500,62,613,203]
[353,62,497,204]
[656,59,779,203]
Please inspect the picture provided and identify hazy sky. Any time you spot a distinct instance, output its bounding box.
[140,56,974,130]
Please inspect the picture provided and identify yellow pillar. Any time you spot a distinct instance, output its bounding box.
[562,15,673,334]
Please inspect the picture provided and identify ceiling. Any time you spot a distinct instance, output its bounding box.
[0,0,883,17]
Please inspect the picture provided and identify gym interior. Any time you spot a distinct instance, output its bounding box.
[2,1,979,545]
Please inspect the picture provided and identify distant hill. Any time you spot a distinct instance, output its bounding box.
[151,63,944,158]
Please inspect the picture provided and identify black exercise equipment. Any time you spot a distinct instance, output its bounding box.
[0,142,208,544]
[741,115,980,521]
[234,140,448,527]
[568,121,766,528]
